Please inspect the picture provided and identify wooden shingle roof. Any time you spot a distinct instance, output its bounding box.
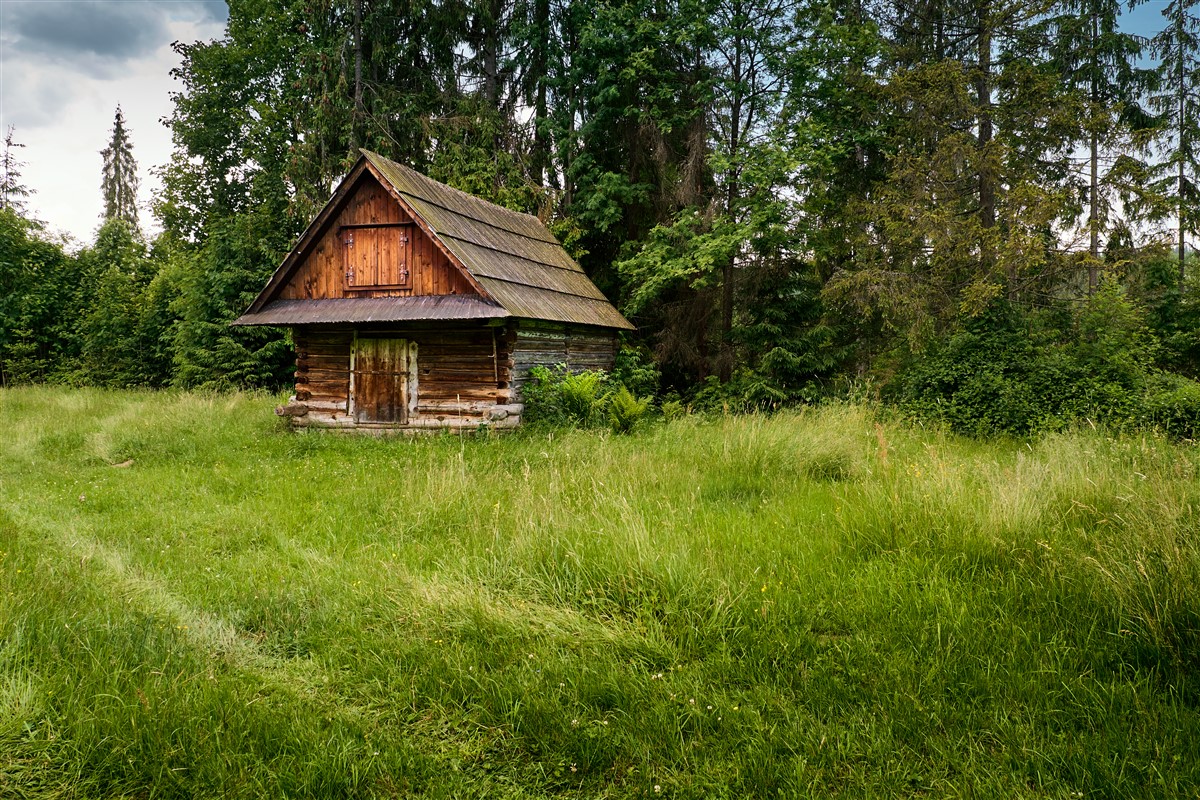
[235,151,633,330]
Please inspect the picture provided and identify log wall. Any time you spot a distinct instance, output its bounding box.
[508,321,618,393]
[285,321,616,430]
[280,175,476,301]
[292,328,353,424]
[288,324,513,430]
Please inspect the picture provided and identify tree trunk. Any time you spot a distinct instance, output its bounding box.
[1088,9,1100,294]
[351,0,364,152]
[1180,30,1187,285]
[976,0,998,291]
[719,3,745,383]
[482,0,501,110]
[563,21,577,207]
[532,0,550,187]
[1181,156,1187,284]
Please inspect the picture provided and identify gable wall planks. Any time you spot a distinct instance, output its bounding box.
[281,174,475,301]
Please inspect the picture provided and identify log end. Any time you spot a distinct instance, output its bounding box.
[276,403,309,418]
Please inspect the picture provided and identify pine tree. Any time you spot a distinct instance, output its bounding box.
[1149,0,1200,283]
[823,0,1080,346]
[0,126,32,215]
[1049,0,1156,292]
[100,106,139,228]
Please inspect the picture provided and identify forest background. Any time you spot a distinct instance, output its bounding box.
[2,0,1199,437]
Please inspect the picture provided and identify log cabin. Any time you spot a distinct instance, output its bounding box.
[233,150,633,430]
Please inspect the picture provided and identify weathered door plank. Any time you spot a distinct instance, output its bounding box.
[352,337,408,423]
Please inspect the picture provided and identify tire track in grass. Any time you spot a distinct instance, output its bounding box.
[3,494,692,797]
[0,500,449,797]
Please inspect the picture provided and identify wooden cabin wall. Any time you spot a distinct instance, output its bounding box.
[288,321,616,430]
[508,321,617,394]
[402,324,513,421]
[292,328,353,425]
[288,324,517,429]
[280,175,476,301]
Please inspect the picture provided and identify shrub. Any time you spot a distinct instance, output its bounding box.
[520,365,566,426]
[559,370,608,425]
[607,386,651,434]
[521,365,611,428]
[690,369,801,414]
[660,393,688,422]
[1142,373,1200,439]
[611,344,661,398]
[895,291,1169,437]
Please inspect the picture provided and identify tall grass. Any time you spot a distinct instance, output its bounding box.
[0,387,1197,797]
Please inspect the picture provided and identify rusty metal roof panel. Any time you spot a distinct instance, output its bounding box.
[232,296,508,326]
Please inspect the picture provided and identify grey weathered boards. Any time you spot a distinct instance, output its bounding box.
[351,337,412,424]
[233,150,632,430]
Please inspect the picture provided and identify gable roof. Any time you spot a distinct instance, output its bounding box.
[234,151,633,330]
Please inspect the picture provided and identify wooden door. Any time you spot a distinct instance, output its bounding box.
[351,337,409,424]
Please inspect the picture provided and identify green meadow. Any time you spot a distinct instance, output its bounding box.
[0,387,1197,798]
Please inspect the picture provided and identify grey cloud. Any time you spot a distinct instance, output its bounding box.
[164,1,230,26]
[0,1,228,133]
[0,62,77,131]
[3,1,170,62]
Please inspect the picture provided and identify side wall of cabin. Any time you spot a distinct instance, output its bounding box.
[287,320,617,430]
[506,320,618,397]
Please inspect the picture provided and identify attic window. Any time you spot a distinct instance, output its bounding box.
[342,223,414,290]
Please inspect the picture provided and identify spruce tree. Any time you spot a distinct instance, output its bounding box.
[100,106,139,228]
[1050,0,1156,292]
[1149,0,1200,282]
[823,0,1080,345]
[0,126,32,216]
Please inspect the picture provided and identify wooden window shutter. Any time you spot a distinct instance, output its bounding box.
[342,223,413,289]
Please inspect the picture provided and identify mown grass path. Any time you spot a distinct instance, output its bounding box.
[1,387,1197,798]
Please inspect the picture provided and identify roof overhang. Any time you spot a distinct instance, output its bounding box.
[232,296,509,326]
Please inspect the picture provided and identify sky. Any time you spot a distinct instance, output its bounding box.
[0,0,1181,247]
[0,0,228,245]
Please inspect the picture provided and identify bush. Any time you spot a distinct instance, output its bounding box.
[611,344,661,398]
[607,386,651,434]
[660,393,688,422]
[559,370,608,425]
[522,365,610,428]
[522,365,655,434]
[1142,373,1200,439]
[895,291,1168,437]
[690,368,817,414]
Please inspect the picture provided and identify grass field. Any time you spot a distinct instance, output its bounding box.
[0,387,1197,798]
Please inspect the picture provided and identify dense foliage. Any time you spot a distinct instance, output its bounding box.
[2,0,1199,434]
